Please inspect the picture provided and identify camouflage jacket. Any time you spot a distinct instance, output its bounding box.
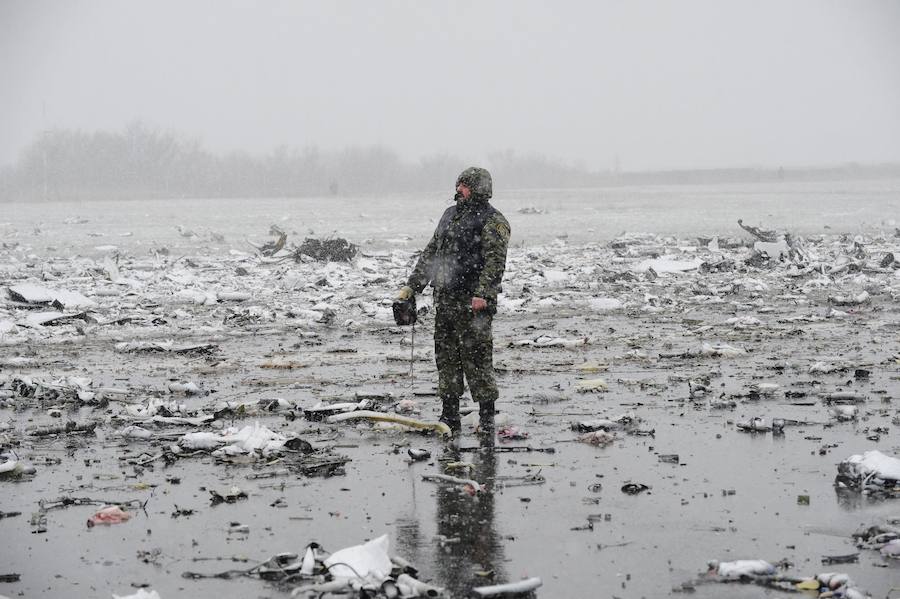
[407,197,510,305]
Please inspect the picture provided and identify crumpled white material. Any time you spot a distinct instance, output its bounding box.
[710,559,775,578]
[841,450,900,485]
[178,422,286,456]
[324,534,393,581]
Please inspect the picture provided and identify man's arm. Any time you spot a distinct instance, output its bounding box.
[473,213,511,304]
[406,229,440,293]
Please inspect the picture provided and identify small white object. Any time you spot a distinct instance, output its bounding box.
[576,378,608,393]
[710,559,775,577]
[472,577,543,597]
[113,588,161,599]
[829,405,858,421]
[633,257,703,274]
[168,381,201,395]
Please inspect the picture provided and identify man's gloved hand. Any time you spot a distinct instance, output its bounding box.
[396,286,414,301]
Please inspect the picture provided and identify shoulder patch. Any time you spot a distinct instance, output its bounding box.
[486,214,510,240]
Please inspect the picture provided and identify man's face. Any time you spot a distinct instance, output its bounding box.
[456,183,472,201]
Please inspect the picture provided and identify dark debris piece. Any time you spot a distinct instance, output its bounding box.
[821,553,859,565]
[260,231,288,257]
[294,237,358,262]
[209,489,248,505]
[283,437,314,454]
[171,505,195,518]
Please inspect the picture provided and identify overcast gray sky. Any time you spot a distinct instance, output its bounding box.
[2,0,899,171]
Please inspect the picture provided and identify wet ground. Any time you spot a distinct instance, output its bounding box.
[2,183,900,598]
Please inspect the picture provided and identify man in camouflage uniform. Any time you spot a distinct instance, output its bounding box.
[396,167,510,435]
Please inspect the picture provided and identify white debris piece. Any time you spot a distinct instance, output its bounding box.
[50,288,97,308]
[829,405,858,421]
[115,341,174,353]
[809,361,841,374]
[115,426,154,440]
[709,559,776,578]
[9,284,96,309]
[513,335,587,348]
[633,256,703,274]
[174,288,218,305]
[178,422,287,455]
[8,283,55,303]
[750,382,780,395]
[726,315,762,328]
[541,269,569,284]
[472,577,543,598]
[179,432,223,450]
[829,291,870,306]
[112,589,161,599]
[124,397,186,419]
[844,451,900,481]
[21,311,68,327]
[587,297,623,311]
[837,450,900,493]
[324,533,393,582]
[754,239,790,260]
[215,422,287,456]
[168,381,201,395]
[497,297,527,312]
[686,342,745,358]
[576,378,608,393]
[217,291,252,302]
[881,539,900,558]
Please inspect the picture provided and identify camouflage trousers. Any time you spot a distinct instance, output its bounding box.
[433,296,498,408]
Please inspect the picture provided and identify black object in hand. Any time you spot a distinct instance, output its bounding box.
[392,296,417,326]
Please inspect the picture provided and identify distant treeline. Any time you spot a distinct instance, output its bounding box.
[2,122,899,202]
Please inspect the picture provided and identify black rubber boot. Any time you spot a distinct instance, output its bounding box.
[478,401,496,436]
[439,397,461,435]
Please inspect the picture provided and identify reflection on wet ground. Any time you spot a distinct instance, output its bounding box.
[433,437,504,597]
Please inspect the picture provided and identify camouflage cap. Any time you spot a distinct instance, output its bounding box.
[455,167,492,200]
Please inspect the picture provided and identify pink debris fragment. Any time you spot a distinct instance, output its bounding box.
[87,505,133,527]
[498,426,528,440]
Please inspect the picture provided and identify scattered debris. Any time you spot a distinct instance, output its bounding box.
[3,208,900,597]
